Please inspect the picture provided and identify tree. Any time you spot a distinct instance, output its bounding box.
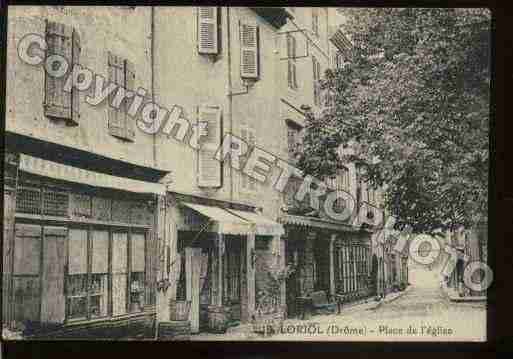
[297,8,490,235]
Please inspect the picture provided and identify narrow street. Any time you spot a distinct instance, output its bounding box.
[191,266,487,342]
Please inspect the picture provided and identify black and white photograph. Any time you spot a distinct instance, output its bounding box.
[2,6,490,342]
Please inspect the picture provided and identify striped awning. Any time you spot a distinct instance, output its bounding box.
[279,213,359,233]
[19,154,166,195]
[181,202,253,236]
[226,209,284,236]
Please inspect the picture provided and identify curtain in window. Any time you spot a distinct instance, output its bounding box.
[67,228,88,319]
[91,230,109,318]
[112,232,128,316]
[130,232,145,312]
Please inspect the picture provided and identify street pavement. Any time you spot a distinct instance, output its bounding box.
[190,266,486,341]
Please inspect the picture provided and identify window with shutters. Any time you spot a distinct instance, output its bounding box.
[240,123,257,193]
[197,106,222,188]
[198,7,219,55]
[312,56,322,106]
[287,34,298,90]
[240,23,259,79]
[107,52,136,142]
[44,21,81,126]
[312,8,319,37]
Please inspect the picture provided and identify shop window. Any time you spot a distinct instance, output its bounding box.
[67,228,88,319]
[112,232,128,316]
[129,232,145,312]
[255,237,271,251]
[224,238,241,304]
[176,252,187,301]
[90,230,109,318]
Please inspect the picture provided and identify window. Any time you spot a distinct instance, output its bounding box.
[240,23,259,79]
[287,34,298,90]
[198,7,219,54]
[311,8,319,37]
[224,238,242,304]
[312,56,322,105]
[287,123,302,160]
[44,21,80,125]
[333,51,345,69]
[337,244,369,294]
[67,228,146,320]
[197,105,222,188]
[240,123,257,192]
[11,182,155,326]
[107,52,135,142]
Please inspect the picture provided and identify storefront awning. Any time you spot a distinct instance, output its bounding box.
[181,202,253,236]
[19,154,166,195]
[279,214,359,233]
[226,209,285,236]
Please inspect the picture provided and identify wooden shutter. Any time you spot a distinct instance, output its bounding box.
[287,35,297,89]
[312,56,317,104]
[44,21,72,121]
[124,59,136,141]
[40,226,66,324]
[197,106,222,188]
[108,52,127,139]
[198,7,218,54]
[240,23,259,79]
[312,8,319,36]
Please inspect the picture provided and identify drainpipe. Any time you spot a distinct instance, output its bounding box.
[226,7,234,203]
[151,7,156,167]
[150,6,159,341]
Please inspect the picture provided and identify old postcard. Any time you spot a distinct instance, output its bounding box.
[3,6,489,342]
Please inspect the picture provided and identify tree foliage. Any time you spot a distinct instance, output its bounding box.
[297,8,490,234]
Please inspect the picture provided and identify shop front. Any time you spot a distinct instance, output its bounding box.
[3,152,165,338]
[163,193,284,334]
[281,214,372,318]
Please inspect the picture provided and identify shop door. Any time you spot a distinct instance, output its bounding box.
[371,255,378,296]
[13,224,42,330]
[185,247,202,333]
[285,241,300,318]
[40,226,66,325]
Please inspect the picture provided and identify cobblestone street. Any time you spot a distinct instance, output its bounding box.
[190,266,487,342]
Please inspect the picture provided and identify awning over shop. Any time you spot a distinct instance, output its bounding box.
[226,209,284,236]
[181,202,253,236]
[19,154,166,195]
[279,214,359,233]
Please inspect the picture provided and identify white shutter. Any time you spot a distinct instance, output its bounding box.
[197,106,222,188]
[198,7,218,54]
[240,23,259,79]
